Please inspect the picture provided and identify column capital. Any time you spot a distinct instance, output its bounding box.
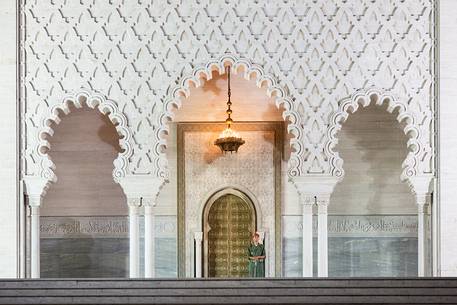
[194,231,203,242]
[30,204,40,215]
[127,197,141,208]
[28,196,43,208]
[142,197,157,208]
[417,202,427,214]
[23,176,51,207]
[415,192,432,208]
[316,194,331,206]
[144,203,155,216]
[300,194,315,206]
[291,175,339,198]
[317,202,328,214]
[118,175,165,206]
[407,175,434,197]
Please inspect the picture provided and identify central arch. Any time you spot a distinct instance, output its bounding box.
[152,54,305,180]
[202,188,257,278]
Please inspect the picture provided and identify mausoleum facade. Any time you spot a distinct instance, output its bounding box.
[1,0,457,279]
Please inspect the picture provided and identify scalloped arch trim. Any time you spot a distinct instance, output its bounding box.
[153,54,305,180]
[325,88,423,182]
[37,90,133,184]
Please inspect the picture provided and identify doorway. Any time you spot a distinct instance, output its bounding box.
[203,190,256,277]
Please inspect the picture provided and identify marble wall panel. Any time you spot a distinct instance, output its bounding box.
[282,215,418,277]
[41,238,129,278]
[40,216,129,277]
[40,215,178,278]
[155,216,177,277]
[328,237,418,277]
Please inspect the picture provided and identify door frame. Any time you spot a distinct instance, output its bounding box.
[202,188,257,278]
[177,122,284,277]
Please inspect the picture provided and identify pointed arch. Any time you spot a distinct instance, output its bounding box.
[36,90,133,184]
[325,88,423,182]
[153,54,305,180]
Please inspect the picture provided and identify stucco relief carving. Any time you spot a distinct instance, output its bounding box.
[40,217,129,238]
[326,88,429,183]
[284,215,418,239]
[40,215,177,238]
[21,0,435,180]
[36,91,133,184]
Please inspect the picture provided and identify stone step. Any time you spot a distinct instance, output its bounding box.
[2,278,457,288]
[1,278,457,304]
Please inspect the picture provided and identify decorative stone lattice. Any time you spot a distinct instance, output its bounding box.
[21,0,435,181]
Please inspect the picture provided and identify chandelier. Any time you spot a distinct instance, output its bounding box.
[214,66,245,153]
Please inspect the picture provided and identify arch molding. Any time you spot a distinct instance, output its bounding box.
[36,90,133,184]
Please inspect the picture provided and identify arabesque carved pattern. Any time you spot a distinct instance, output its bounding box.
[21,0,435,180]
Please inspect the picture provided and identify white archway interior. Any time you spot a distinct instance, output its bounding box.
[40,103,129,278]
[154,63,301,278]
[37,91,133,185]
[326,89,422,182]
[329,102,418,277]
[153,55,305,181]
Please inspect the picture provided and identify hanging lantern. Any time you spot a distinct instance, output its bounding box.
[214,66,245,153]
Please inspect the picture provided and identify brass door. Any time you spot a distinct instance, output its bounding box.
[206,194,254,277]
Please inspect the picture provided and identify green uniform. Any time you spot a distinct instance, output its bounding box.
[247,243,265,277]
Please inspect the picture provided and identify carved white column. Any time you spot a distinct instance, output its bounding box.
[416,193,430,277]
[301,196,314,277]
[19,182,26,278]
[144,201,155,278]
[194,232,203,278]
[118,175,165,278]
[23,176,49,279]
[317,196,329,277]
[408,175,433,277]
[292,175,339,278]
[128,199,140,278]
[29,196,41,279]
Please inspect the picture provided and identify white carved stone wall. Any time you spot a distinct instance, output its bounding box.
[21,0,435,183]
[17,0,442,277]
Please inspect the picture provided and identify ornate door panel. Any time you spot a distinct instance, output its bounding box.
[206,194,254,277]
